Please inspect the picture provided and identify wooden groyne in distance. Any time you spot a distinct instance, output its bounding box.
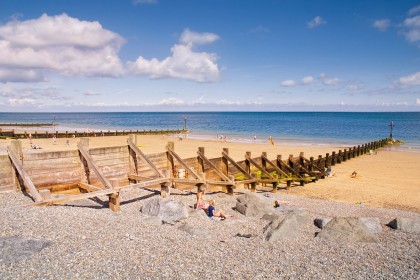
[0,123,57,127]
[2,137,391,211]
[0,128,189,139]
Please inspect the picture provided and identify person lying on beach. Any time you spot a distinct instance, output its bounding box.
[273,200,290,208]
[195,184,208,210]
[207,200,227,220]
[30,144,43,149]
[327,167,337,177]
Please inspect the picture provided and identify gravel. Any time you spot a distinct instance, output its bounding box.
[0,187,419,279]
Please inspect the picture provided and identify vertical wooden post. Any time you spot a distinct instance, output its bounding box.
[108,179,120,212]
[343,149,347,162]
[221,148,229,178]
[331,151,336,165]
[166,142,175,177]
[10,140,23,192]
[325,153,330,167]
[79,138,90,184]
[228,175,235,195]
[39,189,51,201]
[277,155,283,172]
[245,151,251,189]
[337,150,342,164]
[261,152,268,173]
[198,147,205,173]
[160,169,171,198]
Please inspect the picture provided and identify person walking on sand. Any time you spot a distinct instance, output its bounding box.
[29,133,32,145]
[269,136,275,146]
[207,200,227,220]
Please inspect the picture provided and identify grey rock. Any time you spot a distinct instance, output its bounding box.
[388,217,420,233]
[359,217,382,234]
[317,217,379,243]
[314,218,332,229]
[235,193,271,217]
[141,198,188,223]
[264,212,310,242]
[261,213,278,222]
[177,224,206,237]
[0,236,52,263]
[141,216,163,226]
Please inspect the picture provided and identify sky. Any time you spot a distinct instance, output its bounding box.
[0,0,419,112]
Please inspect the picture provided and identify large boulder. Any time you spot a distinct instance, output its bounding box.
[235,193,271,217]
[314,217,381,234]
[0,237,51,263]
[388,217,420,233]
[264,211,310,242]
[316,217,379,243]
[314,218,332,229]
[359,217,382,234]
[141,198,188,223]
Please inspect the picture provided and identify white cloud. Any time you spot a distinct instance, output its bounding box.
[250,25,270,34]
[307,16,326,29]
[133,0,158,4]
[179,28,220,45]
[398,71,420,86]
[7,98,38,106]
[408,5,420,15]
[416,98,420,105]
[128,29,220,82]
[323,77,340,85]
[302,76,314,85]
[216,99,241,105]
[281,80,296,87]
[402,14,420,45]
[84,90,102,96]
[158,97,185,105]
[373,19,390,31]
[0,13,125,83]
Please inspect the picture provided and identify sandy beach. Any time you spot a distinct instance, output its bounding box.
[1,134,419,279]
[1,133,419,212]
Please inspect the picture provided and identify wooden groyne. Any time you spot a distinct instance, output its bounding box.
[0,123,57,127]
[1,137,391,211]
[0,128,188,139]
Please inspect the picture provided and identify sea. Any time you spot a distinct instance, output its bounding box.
[0,112,419,152]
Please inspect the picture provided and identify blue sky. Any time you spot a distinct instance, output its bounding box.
[0,0,419,112]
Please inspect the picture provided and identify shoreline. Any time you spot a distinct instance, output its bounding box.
[1,124,418,154]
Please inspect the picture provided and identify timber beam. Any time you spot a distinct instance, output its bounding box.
[7,146,43,202]
[77,143,112,189]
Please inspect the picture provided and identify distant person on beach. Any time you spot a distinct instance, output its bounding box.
[207,200,226,220]
[269,136,275,146]
[351,171,357,178]
[253,135,256,143]
[52,135,57,145]
[195,184,208,210]
[28,133,32,144]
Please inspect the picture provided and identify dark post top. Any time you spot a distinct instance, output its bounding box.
[389,121,394,139]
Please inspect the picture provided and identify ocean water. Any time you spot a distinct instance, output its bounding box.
[0,112,419,151]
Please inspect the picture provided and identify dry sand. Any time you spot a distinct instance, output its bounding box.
[1,133,419,212]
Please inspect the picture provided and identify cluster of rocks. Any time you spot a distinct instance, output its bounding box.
[139,193,420,244]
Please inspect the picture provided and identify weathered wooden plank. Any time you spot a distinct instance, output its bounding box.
[7,146,42,202]
[222,151,253,180]
[78,183,103,192]
[78,143,112,189]
[33,178,169,206]
[128,139,165,178]
[23,150,79,161]
[89,145,128,155]
[167,148,202,179]
[197,150,232,182]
